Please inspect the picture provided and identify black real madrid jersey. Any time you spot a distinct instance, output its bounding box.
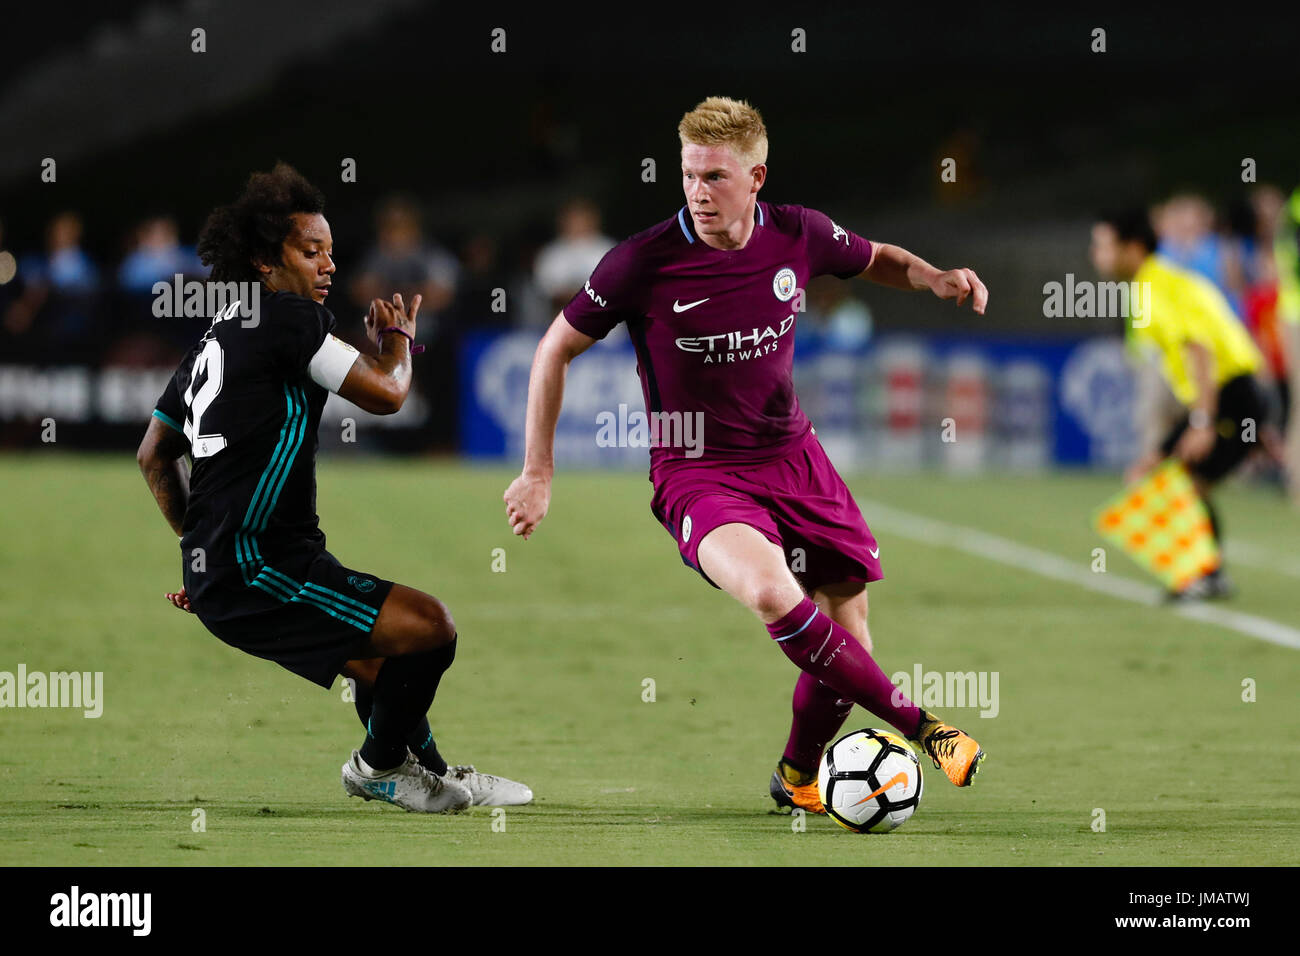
[153,290,335,582]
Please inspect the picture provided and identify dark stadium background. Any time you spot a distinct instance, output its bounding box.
[1,3,1297,456]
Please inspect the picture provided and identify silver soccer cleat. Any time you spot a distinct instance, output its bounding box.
[442,764,534,806]
[341,750,472,813]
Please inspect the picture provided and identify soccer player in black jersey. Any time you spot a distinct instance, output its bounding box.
[137,164,530,812]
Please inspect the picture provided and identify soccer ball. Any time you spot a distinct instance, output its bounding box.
[818,728,923,833]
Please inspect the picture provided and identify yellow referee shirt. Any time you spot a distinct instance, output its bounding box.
[1276,187,1300,325]
[1127,254,1262,406]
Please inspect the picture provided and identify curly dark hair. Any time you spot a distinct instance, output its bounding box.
[197,162,326,283]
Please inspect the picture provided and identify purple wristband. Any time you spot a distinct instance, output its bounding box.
[379,326,424,354]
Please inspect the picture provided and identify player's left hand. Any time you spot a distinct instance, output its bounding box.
[930,268,988,315]
[164,587,193,613]
[1174,423,1216,464]
[364,293,422,347]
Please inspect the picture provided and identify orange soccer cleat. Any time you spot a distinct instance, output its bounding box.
[769,759,826,814]
[913,714,985,787]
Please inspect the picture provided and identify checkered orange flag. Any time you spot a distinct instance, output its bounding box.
[1093,459,1220,592]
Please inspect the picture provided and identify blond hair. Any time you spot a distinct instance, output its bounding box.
[678,96,768,169]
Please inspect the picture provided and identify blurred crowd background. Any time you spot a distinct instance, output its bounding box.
[1,3,1298,481]
[3,186,1295,448]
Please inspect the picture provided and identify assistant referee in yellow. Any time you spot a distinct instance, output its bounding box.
[1091,208,1268,599]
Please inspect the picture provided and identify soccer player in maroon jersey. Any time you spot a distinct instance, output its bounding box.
[504,97,989,813]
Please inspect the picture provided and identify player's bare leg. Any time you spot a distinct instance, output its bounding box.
[340,586,532,807]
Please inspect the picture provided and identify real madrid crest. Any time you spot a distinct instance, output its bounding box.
[773,267,797,302]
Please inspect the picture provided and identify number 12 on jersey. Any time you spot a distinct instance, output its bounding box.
[184,338,228,458]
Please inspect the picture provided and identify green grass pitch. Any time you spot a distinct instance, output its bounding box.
[1,454,1298,865]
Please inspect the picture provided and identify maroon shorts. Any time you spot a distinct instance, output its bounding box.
[649,428,883,592]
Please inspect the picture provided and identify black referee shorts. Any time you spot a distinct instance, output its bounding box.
[1160,374,1268,484]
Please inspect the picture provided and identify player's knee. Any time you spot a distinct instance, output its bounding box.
[748,580,800,620]
[419,594,456,648]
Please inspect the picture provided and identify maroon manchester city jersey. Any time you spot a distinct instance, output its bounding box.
[562,201,873,474]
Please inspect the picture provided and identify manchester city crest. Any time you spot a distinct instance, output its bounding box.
[773,267,797,302]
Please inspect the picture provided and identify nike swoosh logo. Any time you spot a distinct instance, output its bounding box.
[868,546,880,559]
[672,297,710,312]
[809,629,834,663]
[853,771,909,805]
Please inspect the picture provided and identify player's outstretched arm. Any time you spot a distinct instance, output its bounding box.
[503,311,597,539]
[336,293,422,415]
[859,243,988,315]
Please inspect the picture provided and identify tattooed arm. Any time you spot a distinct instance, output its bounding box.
[137,415,190,539]
[137,415,193,611]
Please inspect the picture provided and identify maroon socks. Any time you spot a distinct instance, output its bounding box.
[766,596,921,741]
[783,670,854,773]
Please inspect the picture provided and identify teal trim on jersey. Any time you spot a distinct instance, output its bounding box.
[236,387,297,579]
[236,385,307,584]
[250,565,376,631]
[152,408,184,434]
[226,382,369,636]
[248,385,308,536]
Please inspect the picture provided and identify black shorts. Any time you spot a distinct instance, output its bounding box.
[185,548,395,689]
[1160,374,1268,484]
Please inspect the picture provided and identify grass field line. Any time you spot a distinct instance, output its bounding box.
[1225,540,1300,579]
[859,499,1300,651]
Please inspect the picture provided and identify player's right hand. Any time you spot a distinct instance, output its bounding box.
[165,586,193,613]
[503,472,551,539]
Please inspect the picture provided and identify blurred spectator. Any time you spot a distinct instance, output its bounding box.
[1276,185,1300,504]
[1153,194,1234,306]
[4,211,101,358]
[443,233,509,332]
[533,198,614,313]
[1226,187,1286,395]
[110,215,208,356]
[348,195,458,345]
[117,216,205,292]
[348,196,460,450]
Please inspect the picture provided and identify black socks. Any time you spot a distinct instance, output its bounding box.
[357,638,457,773]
